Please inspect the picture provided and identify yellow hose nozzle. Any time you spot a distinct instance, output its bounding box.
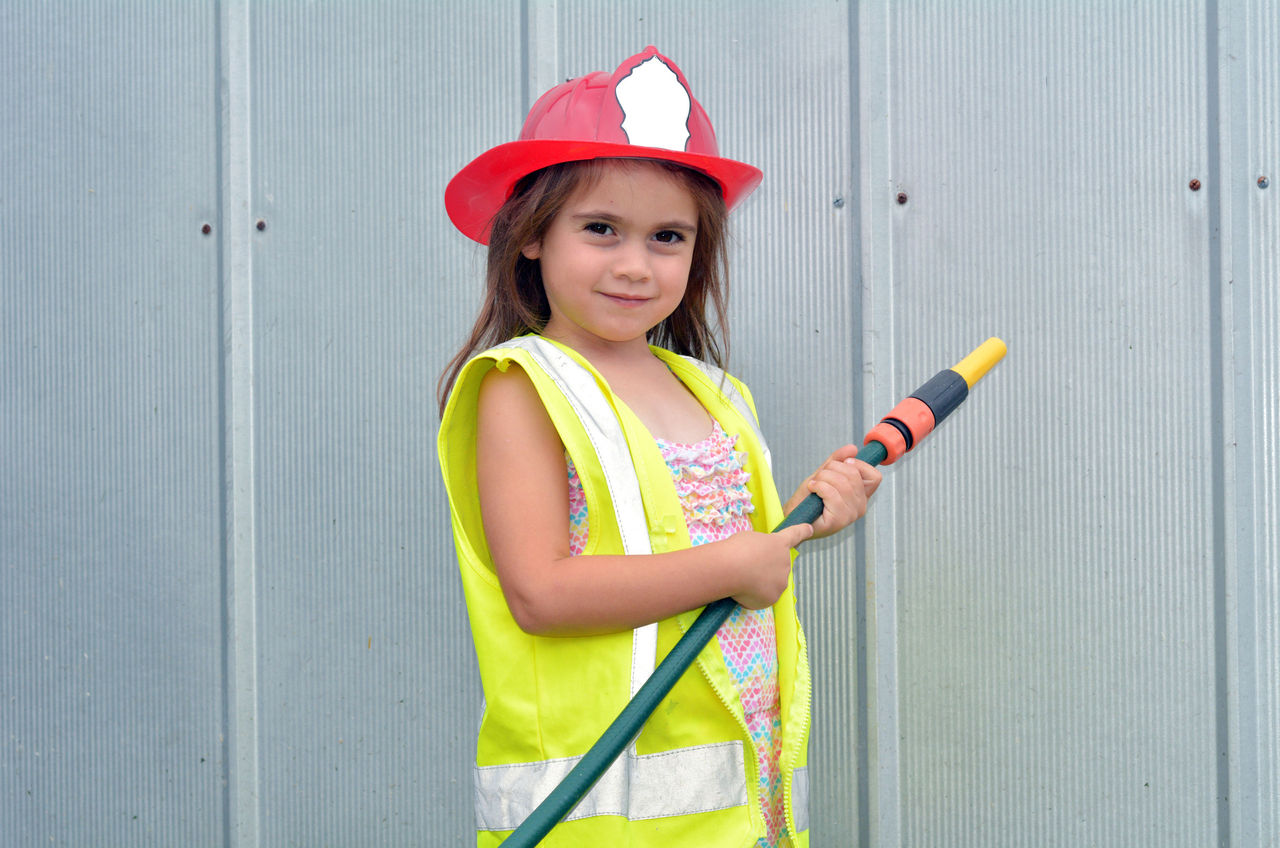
[951,337,1007,389]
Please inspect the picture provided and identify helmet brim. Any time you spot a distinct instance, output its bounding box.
[444,139,763,244]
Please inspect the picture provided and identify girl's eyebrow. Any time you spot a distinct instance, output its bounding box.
[568,211,697,232]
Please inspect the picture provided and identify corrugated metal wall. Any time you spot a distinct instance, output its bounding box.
[2,2,1276,846]
[3,3,226,845]
[886,2,1218,843]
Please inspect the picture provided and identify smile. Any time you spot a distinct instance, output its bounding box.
[599,293,652,306]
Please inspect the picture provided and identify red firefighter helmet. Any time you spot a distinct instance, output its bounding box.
[445,46,763,244]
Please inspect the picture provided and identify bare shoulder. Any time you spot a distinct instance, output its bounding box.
[479,362,555,426]
[476,361,562,464]
[478,361,539,418]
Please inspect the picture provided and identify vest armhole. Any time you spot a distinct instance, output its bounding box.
[441,345,628,575]
[439,356,502,583]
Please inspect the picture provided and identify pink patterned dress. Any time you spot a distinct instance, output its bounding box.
[566,420,791,847]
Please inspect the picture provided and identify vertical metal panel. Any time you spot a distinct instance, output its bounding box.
[0,4,224,846]
[882,2,1219,845]
[1238,1,1280,844]
[246,2,522,844]
[1218,2,1278,846]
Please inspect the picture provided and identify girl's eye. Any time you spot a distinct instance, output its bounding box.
[584,222,614,236]
[653,230,686,245]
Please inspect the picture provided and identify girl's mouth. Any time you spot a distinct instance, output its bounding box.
[600,293,651,306]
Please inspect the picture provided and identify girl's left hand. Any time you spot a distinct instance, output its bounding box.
[783,445,882,539]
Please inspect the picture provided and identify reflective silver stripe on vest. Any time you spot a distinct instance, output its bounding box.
[475,740,747,831]
[792,765,810,833]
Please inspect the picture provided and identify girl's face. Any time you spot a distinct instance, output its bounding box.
[522,161,697,354]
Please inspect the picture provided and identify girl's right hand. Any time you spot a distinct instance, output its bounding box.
[726,523,814,610]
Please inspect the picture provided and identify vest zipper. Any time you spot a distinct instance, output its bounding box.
[681,615,767,842]
[780,626,813,841]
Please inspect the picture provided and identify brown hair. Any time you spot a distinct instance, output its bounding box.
[437,158,731,416]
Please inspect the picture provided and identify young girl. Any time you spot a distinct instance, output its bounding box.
[438,47,880,848]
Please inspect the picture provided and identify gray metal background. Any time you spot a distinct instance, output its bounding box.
[2,1,1276,846]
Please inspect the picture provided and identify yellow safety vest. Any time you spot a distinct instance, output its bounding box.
[438,335,811,847]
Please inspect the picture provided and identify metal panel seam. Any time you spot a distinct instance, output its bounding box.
[857,0,901,845]
[217,0,261,846]
[1205,1,1235,845]
[524,0,559,111]
[1216,1,1263,845]
[849,5,874,847]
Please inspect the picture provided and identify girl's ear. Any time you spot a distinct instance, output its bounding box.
[521,241,542,260]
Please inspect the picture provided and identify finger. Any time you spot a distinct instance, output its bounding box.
[810,480,866,524]
[811,472,863,500]
[830,458,881,489]
[776,522,814,548]
[854,461,883,494]
[826,444,862,463]
[809,465,863,498]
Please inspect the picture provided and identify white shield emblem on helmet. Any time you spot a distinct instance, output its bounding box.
[616,56,692,152]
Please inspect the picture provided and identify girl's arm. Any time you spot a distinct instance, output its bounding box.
[476,363,813,637]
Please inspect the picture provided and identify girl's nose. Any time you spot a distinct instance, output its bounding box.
[610,238,651,282]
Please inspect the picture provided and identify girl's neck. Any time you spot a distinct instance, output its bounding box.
[540,328,655,374]
[542,332,713,444]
